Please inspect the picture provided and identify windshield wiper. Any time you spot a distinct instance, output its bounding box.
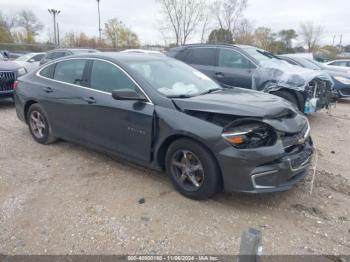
[198,88,223,96]
[168,94,194,98]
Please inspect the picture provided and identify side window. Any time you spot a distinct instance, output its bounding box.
[48,51,66,59]
[39,64,55,79]
[218,49,252,69]
[90,60,137,93]
[53,59,87,85]
[32,54,45,61]
[331,61,347,67]
[175,49,189,61]
[187,48,217,66]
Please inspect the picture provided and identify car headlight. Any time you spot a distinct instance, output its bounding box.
[222,121,277,149]
[334,76,350,85]
[17,67,27,77]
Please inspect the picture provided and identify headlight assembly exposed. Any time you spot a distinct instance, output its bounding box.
[17,67,27,77]
[222,121,277,149]
[334,76,350,85]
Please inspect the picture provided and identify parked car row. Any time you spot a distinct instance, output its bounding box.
[2,44,348,199]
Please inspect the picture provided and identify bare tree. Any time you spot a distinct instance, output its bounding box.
[17,10,43,43]
[0,11,16,42]
[200,3,212,43]
[299,22,323,52]
[157,0,204,46]
[234,18,254,45]
[211,0,248,35]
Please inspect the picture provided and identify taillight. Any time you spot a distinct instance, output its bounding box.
[13,80,19,90]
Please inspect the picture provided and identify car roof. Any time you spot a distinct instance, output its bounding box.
[170,43,258,50]
[48,48,98,53]
[55,52,172,63]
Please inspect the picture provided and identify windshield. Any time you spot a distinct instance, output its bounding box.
[293,57,322,70]
[306,59,327,69]
[15,54,33,61]
[241,47,272,63]
[128,59,221,97]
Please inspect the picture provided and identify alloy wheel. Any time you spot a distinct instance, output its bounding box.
[170,150,205,192]
[29,111,46,139]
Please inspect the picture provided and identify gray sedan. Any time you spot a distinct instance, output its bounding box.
[14,53,313,199]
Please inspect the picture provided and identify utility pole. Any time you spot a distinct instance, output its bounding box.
[57,22,60,47]
[97,0,102,45]
[48,9,61,47]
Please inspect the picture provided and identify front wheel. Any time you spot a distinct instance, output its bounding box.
[165,138,221,200]
[27,104,56,144]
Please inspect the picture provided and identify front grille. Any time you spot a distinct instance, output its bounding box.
[0,71,16,92]
[340,89,350,96]
[290,149,313,170]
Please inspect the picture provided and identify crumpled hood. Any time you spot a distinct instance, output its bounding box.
[253,59,334,92]
[172,88,297,119]
[0,61,22,71]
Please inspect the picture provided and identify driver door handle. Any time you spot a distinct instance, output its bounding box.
[44,87,53,93]
[215,72,224,78]
[83,97,96,104]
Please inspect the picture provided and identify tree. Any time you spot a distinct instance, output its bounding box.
[17,10,43,43]
[278,29,297,50]
[299,22,323,52]
[234,18,254,45]
[0,11,16,43]
[104,18,140,48]
[157,0,205,46]
[254,27,276,51]
[211,0,248,35]
[207,28,233,44]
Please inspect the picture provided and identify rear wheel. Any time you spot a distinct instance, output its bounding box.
[27,104,56,144]
[272,90,300,110]
[165,138,221,200]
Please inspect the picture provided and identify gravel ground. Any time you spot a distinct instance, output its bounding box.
[0,98,349,256]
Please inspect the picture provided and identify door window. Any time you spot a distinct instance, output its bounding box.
[332,61,348,67]
[32,54,45,61]
[53,59,87,85]
[187,48,217,66]
[90,60,137,93]
[47,51,66,60]
[39,64,55,79]
[218,49,252,69]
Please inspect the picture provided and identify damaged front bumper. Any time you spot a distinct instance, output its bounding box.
[216,117,314,193]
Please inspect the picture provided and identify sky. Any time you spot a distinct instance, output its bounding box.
[0,0,349,46]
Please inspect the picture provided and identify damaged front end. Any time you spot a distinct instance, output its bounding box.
[252,60,336,114]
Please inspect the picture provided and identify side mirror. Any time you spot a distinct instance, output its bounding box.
[112,89,147,101]
[28,58,35,63]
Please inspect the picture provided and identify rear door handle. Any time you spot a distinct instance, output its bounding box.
[44,87,53,93]
[215,72,224,78]
[83,97,96,104]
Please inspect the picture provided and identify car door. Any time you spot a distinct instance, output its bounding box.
[38,59,90,141]
[80,59,154,163]
[184,47,218,79]
[213,48,256,89]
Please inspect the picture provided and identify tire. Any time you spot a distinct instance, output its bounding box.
[165,138,221,200]
[272,90,300,109]
[27,104,56,145]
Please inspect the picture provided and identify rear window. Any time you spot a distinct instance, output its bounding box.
[39,64,55,79]
[53,59,87,85]
[186,48,217,66]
